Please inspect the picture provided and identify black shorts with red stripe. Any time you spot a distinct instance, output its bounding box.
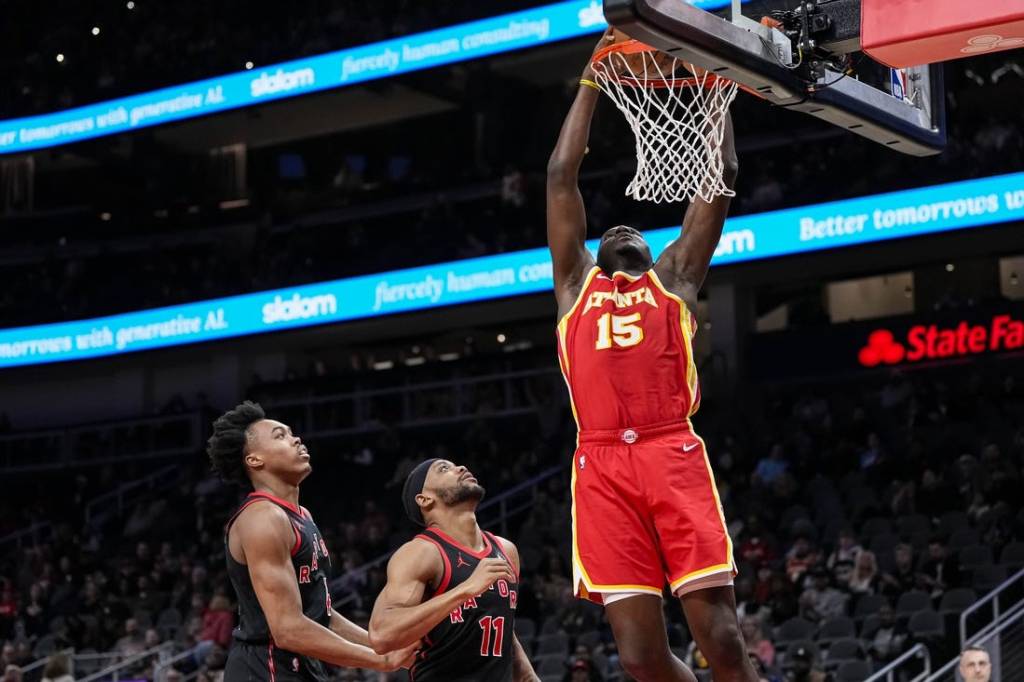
[224,641,329,682]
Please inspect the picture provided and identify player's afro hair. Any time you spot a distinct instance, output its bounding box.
[206,400,266,484]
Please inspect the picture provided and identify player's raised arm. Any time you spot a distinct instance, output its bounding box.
[547,31,614,314]
[369,539,515,653]
[653,112,738,306]
[235,504,411,671]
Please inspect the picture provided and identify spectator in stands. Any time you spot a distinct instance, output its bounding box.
[783,645,828,682]
[197,595,234,657]
[740,614,775,668]
[736,575,771,623]
[916,468,955,518]
[880,543,917,598]
[2,665,20,682]
[739,516,778,567]
[753,443,789,488]
[10,643,30,668]
[918,535,961,600]
[0,582,16,639]
[144,627,161,650]
[958,646,992,682]
[39,652,73,682]
[823,522,856,577]
[799,567,848,624]
[846,550,879,595]
[866,604,907,664]
[766,573,799,623]
[785,534,818,584]
[196,643,227,682]
[859,432,887,472]
[114,617,146,658]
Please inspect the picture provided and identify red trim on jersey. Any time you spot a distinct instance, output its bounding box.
[416,534,452,596]
[247,491,301,515]
[290,522,302,557]
[299,505,311,519]
[424,527,493,559]
[267,642,276,682]
[484,532,519,582]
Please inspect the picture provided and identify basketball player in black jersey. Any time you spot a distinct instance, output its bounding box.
[207,401,416,681]
[369,459,540,681]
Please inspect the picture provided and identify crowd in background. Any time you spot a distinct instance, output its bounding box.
[0,347,1022,681]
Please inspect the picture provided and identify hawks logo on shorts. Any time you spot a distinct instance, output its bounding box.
[556,267,735,603]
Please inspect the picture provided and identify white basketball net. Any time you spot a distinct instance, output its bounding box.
[592,49,738,204]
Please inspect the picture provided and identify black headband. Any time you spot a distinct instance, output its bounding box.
[402,459,438,526]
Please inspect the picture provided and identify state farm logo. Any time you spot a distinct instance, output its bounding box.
[961,34,1024,55]
[858,314,1024,367]
[858,330,904,367]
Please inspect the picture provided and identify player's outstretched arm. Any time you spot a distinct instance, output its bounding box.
[547,31,613,315]
[369,539,516,653]
[328,610,370,647]
[653,112,738,307]
[234,504,412,672]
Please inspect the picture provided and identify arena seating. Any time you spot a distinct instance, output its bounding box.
[1,346,1021,680]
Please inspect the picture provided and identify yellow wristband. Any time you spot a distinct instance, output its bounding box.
[579,78,601,92]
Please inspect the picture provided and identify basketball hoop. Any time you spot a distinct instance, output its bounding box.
[591,39,739,204]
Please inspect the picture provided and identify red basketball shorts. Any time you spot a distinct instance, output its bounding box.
[570,420,736,603]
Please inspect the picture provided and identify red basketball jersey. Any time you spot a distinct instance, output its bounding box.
[556,267,701,432]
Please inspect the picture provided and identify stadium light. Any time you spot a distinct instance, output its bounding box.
[91,26,101,36]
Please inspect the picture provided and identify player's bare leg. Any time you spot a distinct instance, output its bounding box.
[604,595,698,682]
[679,586,758,682]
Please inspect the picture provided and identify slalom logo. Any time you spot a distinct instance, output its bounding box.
[858,314,1024,367]
[250,68,316,98]
[262,293,338,325]
[714,229,756,258]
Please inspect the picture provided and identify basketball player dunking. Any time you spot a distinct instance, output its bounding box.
[545,32,757,682]
[368,459,539,681]
[207,401,416,681]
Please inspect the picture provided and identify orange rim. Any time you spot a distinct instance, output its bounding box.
[591,39,723,90]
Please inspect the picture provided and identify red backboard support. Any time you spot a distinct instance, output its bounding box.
[862,0,1024,68]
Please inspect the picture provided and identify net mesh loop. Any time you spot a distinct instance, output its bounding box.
[591,43,738,204]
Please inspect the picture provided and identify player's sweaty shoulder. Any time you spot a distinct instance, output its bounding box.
[388,536,446,583]
[230,499,294,561]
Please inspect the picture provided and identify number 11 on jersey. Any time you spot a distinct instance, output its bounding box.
[478,616,505,657]
[595,312,644,350]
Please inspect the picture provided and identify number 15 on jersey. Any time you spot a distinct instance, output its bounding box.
[595,313,644,350]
